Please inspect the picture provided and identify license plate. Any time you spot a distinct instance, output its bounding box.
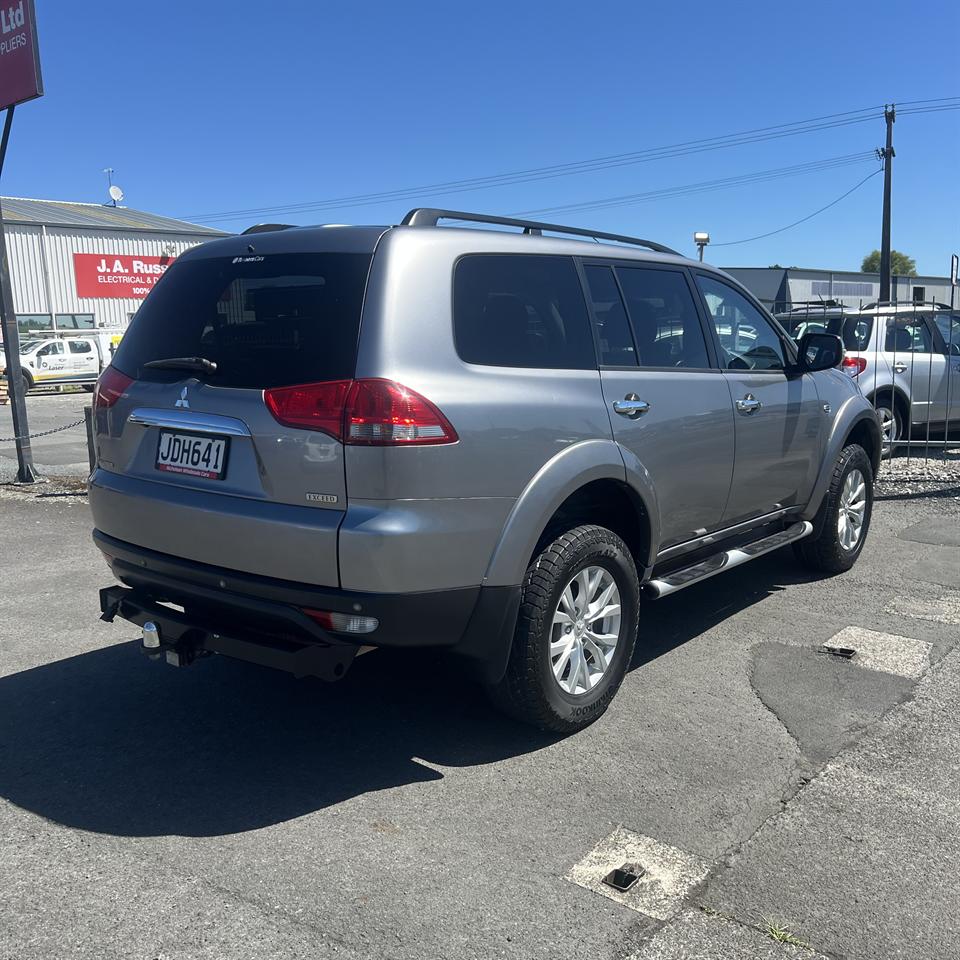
[155,431,229,480]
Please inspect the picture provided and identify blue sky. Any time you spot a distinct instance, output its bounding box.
[9,0,959,274]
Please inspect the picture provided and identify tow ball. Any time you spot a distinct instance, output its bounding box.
[140,621,198,668]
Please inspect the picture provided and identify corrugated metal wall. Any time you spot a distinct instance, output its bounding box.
[7,225,46,313]
[7,224,211,329]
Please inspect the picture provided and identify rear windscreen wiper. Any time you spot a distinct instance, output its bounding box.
[143,356,218,373]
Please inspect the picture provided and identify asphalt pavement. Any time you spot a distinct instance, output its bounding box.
[0,390,92,478]
[0,480,958,959]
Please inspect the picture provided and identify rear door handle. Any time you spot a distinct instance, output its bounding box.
[735,394,762,415]
[893,362,908,374]
[612,395,650,419]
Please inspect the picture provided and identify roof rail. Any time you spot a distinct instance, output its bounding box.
[241,223,296,235]
[861,299,951,310]
[401,208,681,256]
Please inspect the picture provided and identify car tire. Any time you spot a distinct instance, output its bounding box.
[795,443,873,574]
[21,371,31,395]
[487,524,639,734]
[874,396,903,458]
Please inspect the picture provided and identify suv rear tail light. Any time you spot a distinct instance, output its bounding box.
[842,356,867,377]
[264,379,458,446]
[94,366,134,410]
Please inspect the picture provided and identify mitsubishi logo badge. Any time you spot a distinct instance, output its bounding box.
[174,387,190,409]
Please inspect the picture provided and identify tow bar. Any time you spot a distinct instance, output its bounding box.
[100,585,360,681]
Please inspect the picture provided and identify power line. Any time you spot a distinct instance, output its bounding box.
[710,168,883,247]
[510,152,878,218]
[181,104,889,223]
[896,96,960,106]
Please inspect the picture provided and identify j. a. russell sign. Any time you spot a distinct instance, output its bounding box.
[73,253,176,299]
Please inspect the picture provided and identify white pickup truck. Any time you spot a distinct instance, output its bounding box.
[5,335,104,392]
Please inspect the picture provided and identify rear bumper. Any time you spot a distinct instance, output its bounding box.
[94,530,521,682]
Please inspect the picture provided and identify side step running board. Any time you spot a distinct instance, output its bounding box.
[644,521,813,598]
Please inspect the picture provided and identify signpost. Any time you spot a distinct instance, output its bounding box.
[0,0,43,482]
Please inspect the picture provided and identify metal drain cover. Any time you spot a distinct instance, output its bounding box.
[822,645,857,660]
[602,862,645,892]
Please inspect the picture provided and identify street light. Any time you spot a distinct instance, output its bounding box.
[694,231,710,262]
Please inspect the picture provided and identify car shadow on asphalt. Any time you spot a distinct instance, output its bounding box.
[0,549,814,839]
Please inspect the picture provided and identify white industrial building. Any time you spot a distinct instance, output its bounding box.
[724,265,957,313]
[1,197,226,354]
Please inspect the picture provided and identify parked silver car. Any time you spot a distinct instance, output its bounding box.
[780,302,960,447]
[91,209,881,732]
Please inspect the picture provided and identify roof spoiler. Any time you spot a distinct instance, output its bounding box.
[241,223,296,235]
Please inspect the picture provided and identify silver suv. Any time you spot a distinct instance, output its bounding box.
[91,209,881,732]
[779,302,960,448]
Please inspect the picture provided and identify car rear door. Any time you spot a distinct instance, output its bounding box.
[94,249,372,587]
[934,314,960,426]
[693,272,823,526]
[884,314,949,427]
[584,260,735,549]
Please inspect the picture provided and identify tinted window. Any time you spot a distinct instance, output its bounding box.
[884,318,933,354]
[696,275,786,371]
[616,267,710,368]
[454,255,594,369]
[780,313,873,352]
[37,341,63,356]
[583,265,637,366]
[935,314,960,353]
[112,253,372,389]
[68,339,93,354]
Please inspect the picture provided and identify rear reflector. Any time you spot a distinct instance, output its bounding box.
[842,356,867,377]
[264,378,458,446]
[303,608,379,635]
[94,366,134,410]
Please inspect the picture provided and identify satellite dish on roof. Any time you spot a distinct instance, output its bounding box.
[108,184,124,204]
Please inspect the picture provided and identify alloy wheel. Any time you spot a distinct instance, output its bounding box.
[550,566,622,695]
[837,467,867,552]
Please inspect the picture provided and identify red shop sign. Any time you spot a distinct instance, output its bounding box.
[73,253,176,299]
[0,0,43,111]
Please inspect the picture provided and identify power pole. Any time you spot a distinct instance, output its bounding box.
[0,106,37,482]
[879,104,895,303]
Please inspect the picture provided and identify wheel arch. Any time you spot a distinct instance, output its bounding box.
[865,384,910,425]
[801,398,882,524]
[482,439,659,588]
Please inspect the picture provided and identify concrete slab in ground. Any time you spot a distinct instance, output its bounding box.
[628,909,828,960]
[702,646,960,960]
[567,826,710,920]
[823,625,933,679]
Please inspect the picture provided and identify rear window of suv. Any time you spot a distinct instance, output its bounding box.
[453,255,594,369]
[781,313,873,352]
[112,252,372,389]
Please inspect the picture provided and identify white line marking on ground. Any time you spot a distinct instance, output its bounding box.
[825,626,933,679]
[566,826,710,920]
[886,593,960,626]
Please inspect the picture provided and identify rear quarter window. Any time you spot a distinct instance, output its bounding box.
[112,252,372,389]
[453,255,595,369]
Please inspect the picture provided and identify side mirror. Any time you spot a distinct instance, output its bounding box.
[796,332,843,373]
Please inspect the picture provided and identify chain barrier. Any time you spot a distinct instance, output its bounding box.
[0,418,86,443]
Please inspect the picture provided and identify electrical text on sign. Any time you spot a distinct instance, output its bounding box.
[0,0,42,110]
[73,253,176,299]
